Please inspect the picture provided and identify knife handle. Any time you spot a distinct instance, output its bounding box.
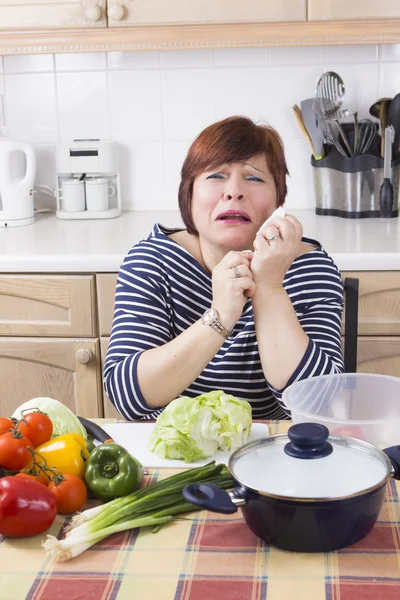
[78,416,114,444]
[379,178,394,218]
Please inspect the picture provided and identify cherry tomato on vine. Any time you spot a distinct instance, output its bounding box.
[16,472,49,486]
[48,474,87,514]
[0,417,14,436]
[16,412,53,448]
[0,432,33,471]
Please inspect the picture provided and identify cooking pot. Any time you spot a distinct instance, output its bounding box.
[182,423,400,552]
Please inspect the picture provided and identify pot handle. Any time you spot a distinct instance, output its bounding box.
[383,446,400,479]
[183,483,239,514]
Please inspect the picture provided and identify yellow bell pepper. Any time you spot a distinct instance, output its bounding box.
[34,433,89,479]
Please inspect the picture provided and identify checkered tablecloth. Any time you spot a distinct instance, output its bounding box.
[1,420,400,600]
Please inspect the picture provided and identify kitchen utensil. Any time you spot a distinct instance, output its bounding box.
[77,416,114,443]
[101,422,269,469]
[356,119,377,155]
[292,105,319,159]
[315,71,345,118]
[331,118,353,157]
[379,124,394,217]
[379,99,391,157]
[0,138,36,227]
[299,99,324,160]
[85,177,116,212]
[388,92,400,159]
[369,97,392,120]
[312,98,347,157]
[55,178,86,212]
[183,422,400,553]
[282,372,400,447]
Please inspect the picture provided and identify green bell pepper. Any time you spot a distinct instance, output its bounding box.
[84,443,143,500]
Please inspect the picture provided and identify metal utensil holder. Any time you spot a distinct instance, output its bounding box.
[311,150,400,218]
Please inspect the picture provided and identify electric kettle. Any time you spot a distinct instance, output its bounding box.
[0,138,36,227]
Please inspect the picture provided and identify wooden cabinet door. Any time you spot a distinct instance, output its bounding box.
[308,0,400,20]
[357,337,400,378]
[100,336,120,418]
[107,0,306,27]
[342,272,400,336]
[0,338,103,418]
[0,275,96,337]
[0,0,107,29]
[96,274,118,337]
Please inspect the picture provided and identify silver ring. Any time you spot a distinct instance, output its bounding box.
[233,265,241,278]
[266,235,280,242]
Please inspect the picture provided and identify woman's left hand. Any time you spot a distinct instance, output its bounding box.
[250,214,303,289]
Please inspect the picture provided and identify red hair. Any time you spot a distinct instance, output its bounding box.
[178,116,288,235]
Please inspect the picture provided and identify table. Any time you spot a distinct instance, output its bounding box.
[0,420,399,600]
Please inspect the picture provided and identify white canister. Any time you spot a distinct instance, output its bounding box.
[85,177,115,212]
[55,178,86,212]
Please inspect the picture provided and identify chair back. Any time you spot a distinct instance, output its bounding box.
[343,277,359,373]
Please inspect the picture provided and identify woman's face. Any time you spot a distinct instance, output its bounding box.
[191,154,278,252]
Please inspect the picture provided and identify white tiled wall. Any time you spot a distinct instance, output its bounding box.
[1,45,400,211]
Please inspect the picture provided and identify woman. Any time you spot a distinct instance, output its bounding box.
[104,116,344,421]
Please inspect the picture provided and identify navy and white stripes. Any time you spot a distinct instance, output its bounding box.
[104,223,344,421]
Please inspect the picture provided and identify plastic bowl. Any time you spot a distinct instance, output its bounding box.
[282,373,400,449]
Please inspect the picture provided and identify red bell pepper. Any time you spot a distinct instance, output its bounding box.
[0,476,57,538]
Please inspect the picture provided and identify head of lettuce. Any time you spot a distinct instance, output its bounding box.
[148,390,252,463]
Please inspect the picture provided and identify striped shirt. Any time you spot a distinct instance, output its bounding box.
[104,223,344,421]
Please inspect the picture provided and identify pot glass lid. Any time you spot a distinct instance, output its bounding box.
[231,423,389,499]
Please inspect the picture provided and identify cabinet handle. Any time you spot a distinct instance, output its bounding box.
[85,5,102,21]
[76,348,93,364]
[108,3,125,21]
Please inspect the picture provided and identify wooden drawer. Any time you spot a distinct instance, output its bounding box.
[108,0,306,27]
[308,0,400,20]
[100,336,120,419]
[0,337,103,418]
[96,274,118,336]
[0,0,107,30]
[342,271,400,336]
[0,275,96,337]
[357,337,400,378]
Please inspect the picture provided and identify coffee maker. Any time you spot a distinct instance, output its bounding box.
[55,140,121,219]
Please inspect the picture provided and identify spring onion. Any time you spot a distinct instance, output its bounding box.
[43,461,233,562]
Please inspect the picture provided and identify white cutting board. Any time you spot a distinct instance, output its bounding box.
[102,422,269,468]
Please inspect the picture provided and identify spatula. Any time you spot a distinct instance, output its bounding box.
[300,98,325,160]
[292,104,323,160]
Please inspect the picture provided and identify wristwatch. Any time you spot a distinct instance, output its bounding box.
[201,308,232,339]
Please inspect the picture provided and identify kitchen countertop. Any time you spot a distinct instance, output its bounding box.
[0,209,400,272]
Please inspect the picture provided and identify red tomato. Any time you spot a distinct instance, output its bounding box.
[16,472,49,486]
[0,476,57,538]
[17,412,53,448]
[0,432,33,471]
[0,417,14,436]
[48,474,87,514]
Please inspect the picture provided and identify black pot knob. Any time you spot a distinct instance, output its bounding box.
[284,423,333,459]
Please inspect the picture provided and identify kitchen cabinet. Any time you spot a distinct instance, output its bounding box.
[100,337,119,418]
[107,0,306,27]
[1,0,400,55]
[0,338,102,418]
[308,0,400,21]
[0,275,96,337]
[1,269,399,419]
[357,338,400,376]
[0,0,107,30]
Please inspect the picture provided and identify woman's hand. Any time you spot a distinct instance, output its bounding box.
[251,214,303,290]
[211,250,256,330]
